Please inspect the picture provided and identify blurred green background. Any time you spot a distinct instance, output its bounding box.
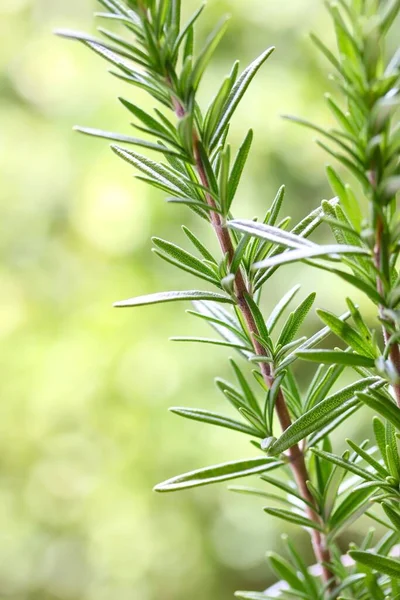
[0,1,394,599]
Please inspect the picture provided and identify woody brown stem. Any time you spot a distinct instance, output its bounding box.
[192,136,335,590]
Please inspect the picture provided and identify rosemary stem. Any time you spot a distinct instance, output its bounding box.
[193,136,336,590]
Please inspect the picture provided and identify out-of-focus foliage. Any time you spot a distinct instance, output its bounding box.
[0,1,392,599]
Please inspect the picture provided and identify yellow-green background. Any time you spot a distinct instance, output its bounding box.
[0,1,396,599]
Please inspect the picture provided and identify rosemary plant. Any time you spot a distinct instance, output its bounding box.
[58,0,400,598]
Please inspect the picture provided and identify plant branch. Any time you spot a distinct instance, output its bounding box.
[63,1,400,597]
[191,118,335,589]
[374,211,400,407]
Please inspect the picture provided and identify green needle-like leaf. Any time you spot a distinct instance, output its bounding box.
[253,244,369,270]
[382,502,400,531]
[268,552,306,592]
[311,448,379,483]
[171,337,252,351]
[266,285,301,333]
[349,551,400,578]
[190,17,230,91]
[296,350,375,367]
[263,507,324,531]
[227,130,254,207]
[152,237,219,281]
[317,308,376,357]
[169,407,263,437]
[356,391,400,430]
[114,290,233,308]
[154,456,282,492]
[210,47,275,148]
[172,3,205,60]
[112,145,193,195]
[277,293,316,347]
[269,377,380,455]
[228,220,315,249]
[74,126,188,156]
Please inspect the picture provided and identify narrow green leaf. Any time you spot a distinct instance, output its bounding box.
[152,237,218,281]
[119,97,175,137]
[231,232,251,274]
[269,377,380,455]
[97,27,150,64]
[309,403,361,447]
[282,535,320,597]
[346,299,373,341]
[253,202,333,290]
[305,363,344,410]
[310,32,343,74]
[210,47,275,148]
[192,300,252,358]
[55,28,140,63]
[74,126,186,156]
[278,310,352,372]
[228,486,292,506]
[346,439,388,477]
[275,337,307,362]
[264,507,324,531]
[169,407,262,437]
[229,220,315,250]
[325,94,358,136]
[326,166,363,230]
[267,185,286,227]
[195,141,219,193]
[317,308,376,357]
[187,310,247,342]
[166,197,222,216]
[112,145,193,196]
[283,114,363,173]
[311,449,379,483]
[219,145,231,215]
[296,350,375,367]
[171,337,251,351]
[172,3,205,59]
[380,0,400,34]
[357,391,400,430]
[266,285,301,333]
[349,551,400,578]
[260,474,314,508]
[374,417,388,467]
[154,456,280,492]
[190,17,230,90]
[243,293,271,348]
[382,502,400,531]
[277,293,316,347]
[71,35,138,74]
[317,141,369,187]
[182,226,216,263]
[114,290,233,308]
[203,76,234,146]
[230,359,262,416]
[253,244,369,270]
[239,407,265,431]
[171,0,181,30]
[227,130,254,206]
[268,552,306,592]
